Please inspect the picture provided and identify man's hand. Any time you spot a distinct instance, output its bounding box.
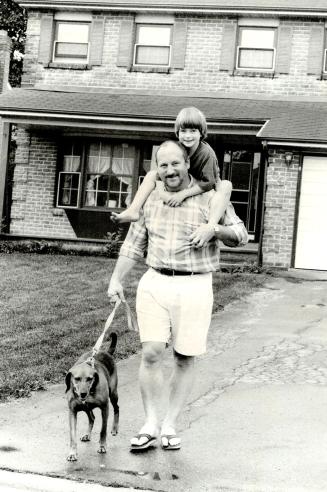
[189,224,215,248]
[108,278,125,303]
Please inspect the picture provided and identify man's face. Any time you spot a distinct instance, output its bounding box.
[156,143,190,192]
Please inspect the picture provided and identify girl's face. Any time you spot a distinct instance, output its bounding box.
[178,128,201,154]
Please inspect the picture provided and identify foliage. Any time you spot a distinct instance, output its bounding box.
[0,232,122,257]
[0,0,27,86]
[103,230,122,257]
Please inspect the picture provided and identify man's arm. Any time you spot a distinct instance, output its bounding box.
[108,255,138,302]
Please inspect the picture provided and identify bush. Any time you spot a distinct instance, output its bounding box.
[103,230,122,257]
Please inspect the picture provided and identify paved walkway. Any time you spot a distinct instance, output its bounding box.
[1,269,327,491]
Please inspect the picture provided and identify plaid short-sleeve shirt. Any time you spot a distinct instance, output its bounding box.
[119,177,221,273]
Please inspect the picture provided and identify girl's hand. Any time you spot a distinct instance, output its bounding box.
[166,191,187,207]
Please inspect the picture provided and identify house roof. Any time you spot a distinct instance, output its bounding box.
[0,88,327,145]
[15,0,327,15]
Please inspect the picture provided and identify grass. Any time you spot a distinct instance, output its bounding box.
[0,253,269,402]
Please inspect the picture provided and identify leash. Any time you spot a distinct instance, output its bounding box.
[87,298,138,368]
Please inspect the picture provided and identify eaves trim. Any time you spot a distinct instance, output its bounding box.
[16,2,327,17]
[0,109,264,127]
[266,140,327,148]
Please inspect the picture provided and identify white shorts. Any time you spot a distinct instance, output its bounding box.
[136,268,213,356]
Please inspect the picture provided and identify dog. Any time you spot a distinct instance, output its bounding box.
[65,332,119,461]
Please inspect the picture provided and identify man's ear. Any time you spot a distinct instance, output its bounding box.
[185,158,190,170]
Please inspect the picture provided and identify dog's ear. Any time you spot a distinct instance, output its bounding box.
[65,372,72,393]
[90,372,99,395]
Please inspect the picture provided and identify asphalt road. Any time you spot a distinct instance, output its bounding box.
[1,269,327,491]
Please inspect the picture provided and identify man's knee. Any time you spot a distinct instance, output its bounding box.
[173,350,195,370]
[141,341,166,367]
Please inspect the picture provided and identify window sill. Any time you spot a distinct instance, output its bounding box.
[131,65,170,74]
[57,205,120,212]
[233,69,275,78]
[45,62,90,70]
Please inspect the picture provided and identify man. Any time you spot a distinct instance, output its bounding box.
[108,140,229,451]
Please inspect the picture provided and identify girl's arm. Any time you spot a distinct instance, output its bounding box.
[111,170,158,223]
[208,180,232,225]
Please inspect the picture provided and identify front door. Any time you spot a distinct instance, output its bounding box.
[295,155,327,270]
[221,150,262,241]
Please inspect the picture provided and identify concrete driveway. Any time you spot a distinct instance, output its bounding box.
[1,270,327,491]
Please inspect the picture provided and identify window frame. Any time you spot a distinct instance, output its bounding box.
[52,20,90,64]
[323,43,327,74]
[56,140,140,211]
[56,171,81,209]
[133,23,173,68]
[236,26,277,72]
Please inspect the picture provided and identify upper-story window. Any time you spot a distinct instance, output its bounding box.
[236,27,276,71]
[133,24,172,67]
[53,21,90,63]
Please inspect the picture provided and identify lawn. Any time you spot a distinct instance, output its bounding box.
[0,253,269,401]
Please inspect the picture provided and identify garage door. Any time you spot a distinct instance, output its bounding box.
[295,156,327,270]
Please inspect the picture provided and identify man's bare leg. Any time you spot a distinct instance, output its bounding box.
[131,341,166,447]
[161,351,195,449]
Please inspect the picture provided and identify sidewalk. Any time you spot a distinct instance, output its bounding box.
[1,270,327,491]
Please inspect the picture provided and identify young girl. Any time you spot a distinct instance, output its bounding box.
[112,107,247,247]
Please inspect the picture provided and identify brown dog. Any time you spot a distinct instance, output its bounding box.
[65,333,119,461]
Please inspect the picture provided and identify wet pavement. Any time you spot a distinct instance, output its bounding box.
[1,269,327,491]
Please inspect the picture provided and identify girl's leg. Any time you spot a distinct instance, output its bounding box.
[111,170,157,223]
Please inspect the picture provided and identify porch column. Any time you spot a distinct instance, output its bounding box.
[0,120,10,228]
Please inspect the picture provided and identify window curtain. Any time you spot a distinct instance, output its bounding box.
[85,143,111,206]
[112,157,133,207]
[62,155,80,204]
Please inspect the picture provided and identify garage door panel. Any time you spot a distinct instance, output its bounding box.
[295,156,327,270]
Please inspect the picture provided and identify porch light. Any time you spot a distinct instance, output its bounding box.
[284,151,293,166]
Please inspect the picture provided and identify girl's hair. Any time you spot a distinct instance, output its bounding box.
[174,107,207,139]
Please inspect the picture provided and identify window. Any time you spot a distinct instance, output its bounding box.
[236,27,276,71]
[134,24,172,67]
[324,33,327,73]
[56,141,136,210]
[56,143,82,208]
[53,21,90,63]
[85,142,134,208]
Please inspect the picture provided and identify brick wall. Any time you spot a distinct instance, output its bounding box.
[10,128,77,238]
[261,149,300,268]
[22,13,327,98]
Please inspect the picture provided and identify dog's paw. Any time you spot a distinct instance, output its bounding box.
[67,453,78,462]
[80,434,91,442]
[111,429,118,436]
[97,445,107,454]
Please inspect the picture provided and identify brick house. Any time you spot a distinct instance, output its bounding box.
[0,1,327,269]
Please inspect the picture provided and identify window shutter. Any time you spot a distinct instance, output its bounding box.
[171,21,187,69]
[38,14,54,65]
[307,25,324,75]
[89,17,105,66]
[275,25,292,74]
[219,23,237,72]
[117,19,134,68]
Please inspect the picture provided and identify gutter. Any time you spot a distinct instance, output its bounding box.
[16,3,327,17]
[266,140,327,149]
[0,109,263,130]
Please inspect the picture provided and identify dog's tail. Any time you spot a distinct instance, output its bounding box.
[108,332,117,355]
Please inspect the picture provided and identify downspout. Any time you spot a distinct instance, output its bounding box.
[257,140,269,268]
[0,122,12,233]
